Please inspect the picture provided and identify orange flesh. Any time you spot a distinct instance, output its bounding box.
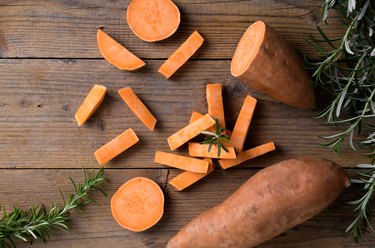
[231,21,265,77]
[94,128,139,165]
[188,142,236,159]
[97,29,145,70]
[189,111,204,124]
[189,111,231,136]
[154,151,209,173]
[75,84,106,126]
[206,84,225,129]
[169,158,214,191]
[218,142,275,169]
[159,31,204,78]
[230,95,257,152]
[111,177,164,232]
[118,87,157,131]
[167,114,215,150]
[127,0,180,42]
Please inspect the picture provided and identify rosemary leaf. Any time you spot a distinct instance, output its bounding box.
[0,168,107,247]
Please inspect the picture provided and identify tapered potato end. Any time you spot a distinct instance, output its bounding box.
[231,21,315,109]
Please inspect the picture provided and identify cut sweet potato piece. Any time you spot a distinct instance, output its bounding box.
[94,128,139,165]
[159,31,204,78]
[231,21,315,109]
[189,111,204,124]
[169,158,214,191]
[127,0,180,42]
[188,142,236,159]
[154,151,209,173]
[230,95,257,152]
[218,142,276,169]
[97,29,145,70]
[206,84,225,129]
[167,114,215,150]
[118,87,157,131]
[75,84,106,126]
[111,177,164,232]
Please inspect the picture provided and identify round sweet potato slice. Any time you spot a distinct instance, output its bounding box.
[127,0,180,42]
[111,177,164,232]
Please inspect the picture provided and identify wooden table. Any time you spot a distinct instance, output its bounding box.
[0,0,374,247]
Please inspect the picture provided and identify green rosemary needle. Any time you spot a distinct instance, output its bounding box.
[200,119,231,157]
[0,168,107,248]
[347,164,375,241]
[304,0,375,159]
[304,0,375,241]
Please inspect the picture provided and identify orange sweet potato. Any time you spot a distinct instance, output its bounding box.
[167,157,350,248]
[127,0,180,42]
[118,87,157,131]
[75,84,106,126]
[158,31,204,78]
[97,29,145,70]
[231,21,315,109]
[94,128,139,165]
[169,158,214,191]
[111,177,164,232]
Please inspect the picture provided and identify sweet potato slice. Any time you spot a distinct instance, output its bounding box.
[154,151,209,173]
[189,111,204,124]
[230,95,257,152]
[75,84,106,126]
[158,31,204,78]
[188,142,236,159]
[127,0,180,42]
[206,84,225,129]
[167,114,215,150]
[118,87,157,131]
[169,158,214,191]
[94,128,139,165]
[231,21,315,109]
[97,29,145,70]
[111,177,164,232]
[218,142,276,169]
[167,157,350,247]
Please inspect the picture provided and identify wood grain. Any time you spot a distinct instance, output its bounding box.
[0,59,366,169]
[0,1,373,247]
[0,0,345,59]
[0,168,372,248]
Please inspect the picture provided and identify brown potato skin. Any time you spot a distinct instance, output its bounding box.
[232,22,315,109]
[167,157,350,248]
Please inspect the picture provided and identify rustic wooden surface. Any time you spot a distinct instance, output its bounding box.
[0,0,373,247]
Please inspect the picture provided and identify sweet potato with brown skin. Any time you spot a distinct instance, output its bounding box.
[231,21,315,109]
[167,157,350,248]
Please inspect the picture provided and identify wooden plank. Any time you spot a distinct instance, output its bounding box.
[0,168,373,247]
[0,0,345,59]
[0,59,367,168]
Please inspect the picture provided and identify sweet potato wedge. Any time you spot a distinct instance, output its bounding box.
[97,29,145,70]
[167,157,350,248]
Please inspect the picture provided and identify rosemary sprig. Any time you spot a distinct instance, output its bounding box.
[200,119,231,157]
[0,168,107,247]
[304,0,375,159]
[347,164,375,241]
[304,0,375,241]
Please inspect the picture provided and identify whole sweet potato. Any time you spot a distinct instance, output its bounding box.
[167,157,350,248]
